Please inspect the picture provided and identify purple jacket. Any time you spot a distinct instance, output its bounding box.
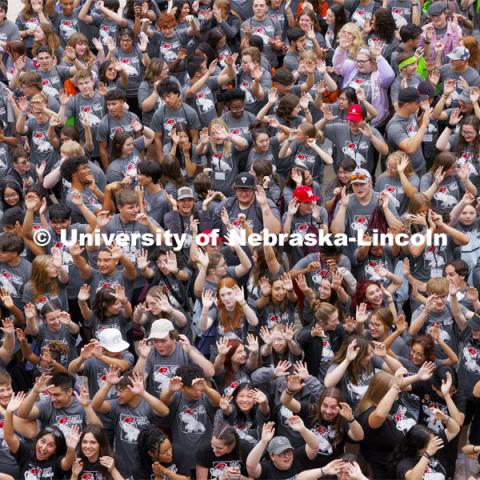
[332,47,395,127]
[419,21,462,62]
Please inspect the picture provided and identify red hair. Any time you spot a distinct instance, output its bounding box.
[350,280,382,314]
[223,339,243,388]
[217,277,244,332]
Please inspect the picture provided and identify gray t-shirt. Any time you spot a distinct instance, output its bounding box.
[150,103,201,143]
[440,65,480,100]
[240,17,282,64]
[0,259,32,308]
[96,111,140,153]
[106,137,145,183]
[35,397,86,434]
[26,118,60,167]
[387,113,426,175]
[145,342,192,395]
[237,70,272,114]
[374,173,420,216]
[182,76,220,128]
[38,66,73,99]
[324,122,383,173]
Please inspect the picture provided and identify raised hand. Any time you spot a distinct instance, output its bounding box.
[105,365,121,385]
[216,337,231,356]
[246,333,259,354]
[261,422,275,443]
[287,415,305,432]
[337,402,354,421]
[356,303,368,324]
[6,391,26,412]
[252,388,268,404]
[65,424,81,450]
[219,394,232,411]
[202,289,215,310]
[127,372,146,395]
[73,385,91,407]
[285,373,304,394]
[274,360,291,378]
[346,340,360,362]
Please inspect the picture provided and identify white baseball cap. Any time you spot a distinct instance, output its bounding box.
[98,328,130,353]
[148,319,175,340]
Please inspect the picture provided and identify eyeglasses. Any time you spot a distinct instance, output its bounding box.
[356,59,371,64]
[350,174,368,181]
[230,107,244,113]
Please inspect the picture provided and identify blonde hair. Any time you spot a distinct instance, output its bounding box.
[30,93,48,104]
[356,371,393,415]
[387,151,415,177]
[30,255,59,302]
[209,118,232,157]
[426,277,449,296]
[60,140,84,158]
[339,23,365,59]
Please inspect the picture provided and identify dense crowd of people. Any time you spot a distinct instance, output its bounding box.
[2,0,480,479]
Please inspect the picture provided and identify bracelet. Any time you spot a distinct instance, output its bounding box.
[347,417,356,423]
[447,123,456,130]
[320,468,324,477]
[425,40,431,44]
[285,389,294,396]
[423,453,433,461]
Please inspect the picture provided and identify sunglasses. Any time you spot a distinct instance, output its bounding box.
[350,174,368,181]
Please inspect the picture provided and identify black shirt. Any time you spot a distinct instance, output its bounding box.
[196,440,252,480]
[14,440,65,480]
[259,446,311,480]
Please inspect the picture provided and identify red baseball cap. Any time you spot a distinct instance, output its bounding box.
[345,104,363,123]
[293,185,321,203]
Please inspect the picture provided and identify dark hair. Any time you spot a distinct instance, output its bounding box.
[137,424,168,471]
[36,45,53,57]
[78,425,113,479]
[92,288,118,324]
[175,364,204,386]
[272,68,294,86]
[61,125,80,143]
[34,427,66,460]
[0,1,8,13]
[390,425,433,476]
[329,4,347,36]
[49,204,72,223]
[444,259,469,279]
[138,160,163,184]
[119,27,135,40]
[111,131,133,161]
[276,94,300,125]
[399,24,423,43]
[206,28,226,52]
[173,0,190,20]
[287,27,305,43]
[249,35,264,52]
[49,372,75,390]
[158,80,180,97]
[224,88,246,103]
[196,43,216,64]
[99,60,118,84]
[60,155,89,182]
[432,365,457,391]
[186,55,207,79]
[105,88,126,102]
[372,8,396,43]
[2,207,24,227]
[0,232,24,254]
[410,335,436,362]
[0,181,23,210]
[340,87,358,105]
[40,300,62,318]
[194,172,213,199]
[213,423,243,462]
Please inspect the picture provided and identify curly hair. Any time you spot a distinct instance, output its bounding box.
[371,8,396,43]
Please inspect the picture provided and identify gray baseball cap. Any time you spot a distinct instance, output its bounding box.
[267,437,293,455]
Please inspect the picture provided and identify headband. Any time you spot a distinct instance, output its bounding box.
[398,56,417,70]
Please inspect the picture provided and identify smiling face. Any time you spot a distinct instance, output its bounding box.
[96,251,117,275]
[461,124,477,143]
[81,433,100,462]
[271,280,287,303]
[365,284,383,306]
[410,342,426,366]
[235,388,255,412]
[121,137,135,157]
[0,382,13,408]
[326,8,335,25]
[45,310,62,333]
[60,0,75,15]
[271,449,294,470]
[3,187,19,207]
[178,197,194,216]
[299,14,312,32]
[319,279,332,300]
[118,202,139,222]
[254,133,269,152]
[325,311,340,331]
[321,396,339,422]
[369,313,386,340]
[35,434,57,461]
[235,187,255,207]
[211,436,234,457]
[49,385,72,409]
[75,40,88,57]
[431,12,447,29]
[231,344,247,364]
[37,51,53,71]
[272,331,287,353]
[356,52,372,74]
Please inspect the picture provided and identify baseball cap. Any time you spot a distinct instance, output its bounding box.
[234,172,256,189]
[447,46,470,61]
[468,312,480,330]
[293,185,321,203]
[345,104,363,123]
[427,1,447,16]
[267,437,293,455]
[177,186,194,200]
[148,319,175,340]
[458,87,474,104]
[201,229,225,245]
[98,328,130,353]
[417,81,436,98]
[398,87,424,103]
[350,168,371,184]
